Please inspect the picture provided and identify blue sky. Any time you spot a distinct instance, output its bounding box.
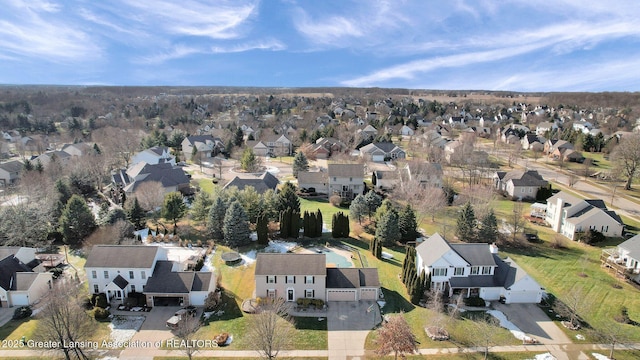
[1,0,639,91]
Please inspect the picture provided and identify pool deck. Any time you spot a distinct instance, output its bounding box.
[297,245,355,268]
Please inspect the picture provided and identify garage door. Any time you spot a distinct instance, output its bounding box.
[372,155,384,162]
[360,288,378,300]
[506,291,539,304]
[327,289,357,301]
[152,296,184,306]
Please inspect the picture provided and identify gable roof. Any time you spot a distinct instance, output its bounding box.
[450,244,497,266]
[223,171,279,194]
[298,171,328,184]
[415,233,453,267]
[85,245,162,268]
[124,162,190,191]
[328,163,364,178]
[112,274,129,290]
[14,272,39,291]
[143,261,194,294]
[0,256,32,291]
[501,170,548,187]
[255,253,326,276]
[619,234,640,260]
[326,268,380,288]
[0,160,23,173]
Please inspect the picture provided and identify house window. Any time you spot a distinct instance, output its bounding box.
[482,266,492,275]
[333,177,336,181]
[93,284,99,294]
[286,275,295,284]
[104,271,109,279]
[305,275,314,284]
[129,271,134,280]
[131,285,136,293]
[521,188,525,193]
[267,289,276,299]
[305,289,314,298]
[529,188,533,193]
[454,267,464,276]
[267,275,276,284]
[141,271,146,280]
[602,225,608,232]
[91,270,97,279]
[470,266,479,275]
[432,268,447,277]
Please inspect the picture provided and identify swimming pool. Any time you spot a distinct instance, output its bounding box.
[322,248,353,268]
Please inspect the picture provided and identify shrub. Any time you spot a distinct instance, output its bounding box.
[13,306,32,320]
[550,234,567,249]
[93,293,108,308]
[464,296,486,307]
[576,229,606,244]
[204,291,221,312]
[329,195,342,207]
[313,299,324,308]
[614,306,631,324]
[49,268,63,279]
[93,307,110,320]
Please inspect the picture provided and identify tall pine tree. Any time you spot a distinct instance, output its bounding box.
[206,197,226,240]
[223,201,251,247]
[478,209,499,242]
[292,151,309,178]
[456,201,477,242]
[376,208,400,246]
[256,215,269,245]
[398,204,418,243]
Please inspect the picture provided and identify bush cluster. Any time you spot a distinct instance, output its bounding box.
[12,306,32,320]
[93,307,110,320]
[463,296,486,307]
[296,298,324,308]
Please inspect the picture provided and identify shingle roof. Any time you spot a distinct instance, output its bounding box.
[85,245,161,268]
[327,163,364,178]
[255,253,326,276]
[298,171,328,185]
[0,256,32,291]
[112,275,129,290]
[143,261,194,294]
[223,171,279,194]
[124,162,190,192]
[326,268,380,289]
[0,160,23,173]
[619,234,640,261]
[14,272,39,291]
[450,244,497,266]
[415,233,452,268]
[502,170,548,187]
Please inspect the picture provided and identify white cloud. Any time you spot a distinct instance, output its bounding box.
[134,45,204,65]
[211,39,286,53]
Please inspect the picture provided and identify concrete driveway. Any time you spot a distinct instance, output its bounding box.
[326,301,380,331]
[0,307,13,327]
[493,303,571,345]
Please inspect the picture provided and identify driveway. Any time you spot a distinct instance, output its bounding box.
[0,307,13,327]
[493,303,571,345]
[326,301,380,331]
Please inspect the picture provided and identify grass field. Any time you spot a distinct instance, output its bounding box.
[299,198,349,226]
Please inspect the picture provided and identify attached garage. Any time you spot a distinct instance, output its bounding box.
[327,289,357,301]
[371,154,385,162]
[150,295,185,307]
[360,288,378,300]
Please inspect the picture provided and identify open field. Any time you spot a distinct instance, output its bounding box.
[300,198,349,226]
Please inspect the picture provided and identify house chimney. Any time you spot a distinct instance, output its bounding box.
[553,197,564,232]
[489,243,499,254]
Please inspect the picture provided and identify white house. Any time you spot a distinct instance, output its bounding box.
[0,247,53,308]
[601,234,640,283]
[85,245,216,306]
[328,163,364,200]
[493,170,548,200]
[359,143,406,162]
[545,191,624,240]
[131,146,176,166]
[415,234,544,303]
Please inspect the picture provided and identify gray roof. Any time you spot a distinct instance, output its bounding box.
[620,234,640,261]
[112,274,129,290]
[85,245,161,268]
[546,191,581,207]
[144,261,193,294]
[501,170,548,187]
[14,272,39,291]
[494,256,536,289]
[0,256,32,291]
[326,268,380,289]
[415,233,452,268]
[0,160,23,173]
[298,171,328,185]
[373,170,400,181]
[0,247,21,261]
[223,171,279,194]
[450,244,497,266]
[192,272,213,291]
[328,163,364,178]
[124,163,190,192]
[255,253,326,276]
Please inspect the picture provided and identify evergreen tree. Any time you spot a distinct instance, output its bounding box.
[162,192,186,227]
[240,147,260,172]
[279,209,290,238]
[92,143,101,154]
[59,195,97,246]
[23,159,33,171]
[316,209,323,236]
[411,271,426,304]
[398,204,418,243]
[256,215,269,245]
[376,208,400,246]
[206,197,226,240]
[349,194,368,224]
[34,160,44,173]
[292,151,309,178]
[376,238,382,259]
[478,209,499,242]
[303,211,311,237]
[374,199,394,223]
[127,197,146,230]
[331,212,349,238]
[364,191,383,218]
[371,237,378,257]
[289,210,300,239]
[223,201,251,247]
[456,201,477,242]
[234,127,244,147]
[277,182,300,213]
[190,191,212,222]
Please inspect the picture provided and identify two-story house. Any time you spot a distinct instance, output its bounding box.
[415,234,543,303]
[545,191,624,240]
[0,160,23,187]
[327,163,364,200]
[131,146,176,166]
[181,135,224,160]
[85,245,216,306]
[359,142,406,162]
[0,247,53,308]
[493,170,548,200]
[254,253,380,302]
[601,234,640,283]
[111,162,191,195]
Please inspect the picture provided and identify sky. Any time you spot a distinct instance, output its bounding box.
[1,0,640,91]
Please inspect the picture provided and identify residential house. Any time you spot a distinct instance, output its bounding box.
[327,163,364,200]
[521,134,546,151]
[372,170,400,190]
[544,139,573,156]
[545,191,624,240]
[536,122,557,136]
[1,130,20,142]
[181,135,224,160]
[34,150,71,167]
[573,120,593,134]
[223,171,280,194]
[401,162,443,188]
[0,247,53,308]
[257,134,293,157]
[297,171,328,194]
[501,128,521,144]
[400,125,415,136]
[601,234,640,283]
[112,162,191,194]
[415,234,544,303]
[493,170,548,200]
[131,146,176,166]
[357,125,378,140]
[0,160,22,187]
[61,142,92,157]
[313,137,345,159]
[359,142,406,162]
[254,253,380,302]
[85,245,216,306]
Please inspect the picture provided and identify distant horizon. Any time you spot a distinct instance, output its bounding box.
[1,1,639,92]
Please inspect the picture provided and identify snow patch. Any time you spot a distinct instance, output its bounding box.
[240,240,298,265]
[529,353,556,360]
[591,353,611,360]
[486,310,534,342]
[381,252,393,259]
[575,334,585,340]
[108,316,145,345]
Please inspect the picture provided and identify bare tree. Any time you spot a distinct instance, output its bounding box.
[510,201,525,243]
[174,313,201,360]
[591,321,632,360]
[374,314,418,360]
[553,287,587,329]
[470,315,500,360]
[611,133,640,190]
[247,297,294,360]
[466,184,496,221]
[34,280,94,360]
[134,181,165,212]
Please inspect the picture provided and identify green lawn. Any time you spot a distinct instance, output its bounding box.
[197,178,218,195]
[299,198,349,227]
